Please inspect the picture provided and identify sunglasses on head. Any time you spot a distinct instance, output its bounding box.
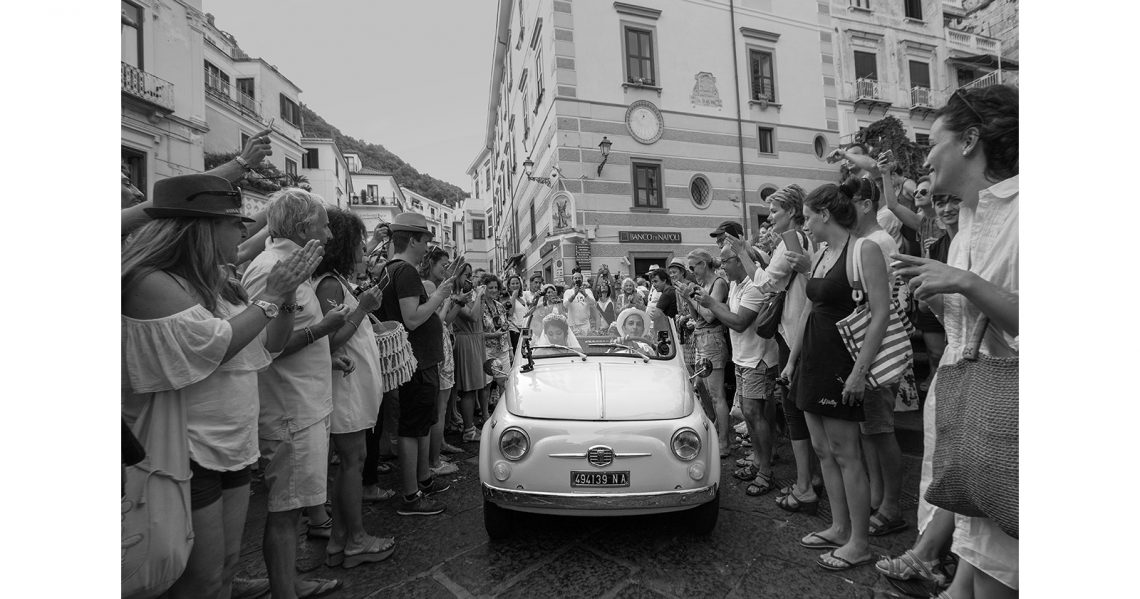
[954,89,985,125]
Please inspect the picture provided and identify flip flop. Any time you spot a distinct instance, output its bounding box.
[733,463,759,481]
[869,513,909,536]
[799,531,844,550]
[816,549,876,571]
[297,577,342,599]
[343,535,396,568]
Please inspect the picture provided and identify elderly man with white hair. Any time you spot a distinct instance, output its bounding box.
[241,189,350,599]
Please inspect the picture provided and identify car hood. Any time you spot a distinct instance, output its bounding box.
[507,360,693,420]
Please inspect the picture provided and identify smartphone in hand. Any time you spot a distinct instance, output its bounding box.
[780,230,803,254]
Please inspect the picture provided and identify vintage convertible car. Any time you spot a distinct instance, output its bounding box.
[478,298,719,539]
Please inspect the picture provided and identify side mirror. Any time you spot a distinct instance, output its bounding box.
[482,358,509,377]
[688,358,713,381]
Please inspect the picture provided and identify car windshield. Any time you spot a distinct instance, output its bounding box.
[525,296,675,360]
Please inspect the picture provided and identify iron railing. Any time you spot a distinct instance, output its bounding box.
[121,62,174,111]
[962,71,1001,90]
[855,77,882,100]
[205,76,262,120]
[910,86,934,107]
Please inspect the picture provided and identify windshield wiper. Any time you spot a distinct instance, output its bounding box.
[587,343,651,363]
[528,344,588,360]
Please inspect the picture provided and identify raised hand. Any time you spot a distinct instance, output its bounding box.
[319,303,351,331]
[240,128,273,167]
[723,232,749,257]
[264,240,324,300]
[891,253,972,302]
[356,284,383,312]
[784,250,810,274]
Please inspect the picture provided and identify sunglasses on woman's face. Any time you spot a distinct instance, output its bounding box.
[915,189,930,197]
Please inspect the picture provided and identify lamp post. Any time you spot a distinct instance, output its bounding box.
[522,156,554,187]
[596,136,612,176]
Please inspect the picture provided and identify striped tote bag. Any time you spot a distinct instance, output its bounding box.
[835,238,914,389]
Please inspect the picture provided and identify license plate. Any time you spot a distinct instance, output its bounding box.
[570,471,630,487]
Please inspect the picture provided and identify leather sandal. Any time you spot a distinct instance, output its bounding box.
[745,471,774,496]
[776,488,819,515]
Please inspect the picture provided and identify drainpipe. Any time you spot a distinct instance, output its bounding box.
[728,0,749,239]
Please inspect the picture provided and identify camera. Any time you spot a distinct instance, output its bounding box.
[461,281,473,293]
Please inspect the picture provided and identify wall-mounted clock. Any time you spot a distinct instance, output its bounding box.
[625,100,664,145]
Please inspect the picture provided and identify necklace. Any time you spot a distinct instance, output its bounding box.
[813,237,849,277]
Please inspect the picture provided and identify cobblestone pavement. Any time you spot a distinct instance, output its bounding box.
[236,424,927,599]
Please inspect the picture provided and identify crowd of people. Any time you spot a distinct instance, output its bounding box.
[122,84,1017,598]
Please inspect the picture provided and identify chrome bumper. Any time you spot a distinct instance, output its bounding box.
[482,482,718,510]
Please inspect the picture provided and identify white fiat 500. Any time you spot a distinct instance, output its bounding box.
[478,299,719,539]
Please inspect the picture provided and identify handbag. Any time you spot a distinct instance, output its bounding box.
[754,230,807,339]
[121,393,194,599]
[924,316,1019,539]
[834,237,915,389]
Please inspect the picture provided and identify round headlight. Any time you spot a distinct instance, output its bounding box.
[499,427,530,461]
[671,428,701,461]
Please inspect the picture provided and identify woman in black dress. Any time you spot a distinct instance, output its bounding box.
[790,180,893,571]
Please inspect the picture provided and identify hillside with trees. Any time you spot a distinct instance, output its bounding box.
[301,106,467,207]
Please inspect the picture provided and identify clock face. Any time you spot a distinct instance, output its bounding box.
[626,101,663,144]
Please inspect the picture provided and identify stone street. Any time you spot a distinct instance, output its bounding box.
[236,420,927,599]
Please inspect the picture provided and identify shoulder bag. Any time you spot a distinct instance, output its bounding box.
[121,393,194,599]
[834,237,915,389]
[924,316,1019,538]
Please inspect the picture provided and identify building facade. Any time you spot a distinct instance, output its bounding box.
[301,138,352,208]
[830,0,1018,147]
[121,0,210,198]
[201,14,306,213]
[400,188,461,251]
[469,0,842,285]
[347,163,406,233]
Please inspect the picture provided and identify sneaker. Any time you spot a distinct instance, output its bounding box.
[397,491,445,516]
[733,421,748,435]
[462,427,482,442]
[431,461,459,476]
[418,475,452,496]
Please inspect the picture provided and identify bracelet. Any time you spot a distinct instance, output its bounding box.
[345,317,361,329]
[282,303,302,313]
[235,156,253,171]
[303,327,315,345]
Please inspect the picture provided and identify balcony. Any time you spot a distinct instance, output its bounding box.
[205,77,263,121]
[946,28,1000,55]
[909,86,937,119]
[852,77,891,114]
[121,62,174,113]
[961,70,1018,90]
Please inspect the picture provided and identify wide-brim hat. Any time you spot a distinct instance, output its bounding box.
[143,174,255,222]
[709,220,743,238]
[667,257,687,271]
[389,212,433,236]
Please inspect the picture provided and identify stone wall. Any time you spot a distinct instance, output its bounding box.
[949,0,1019,60]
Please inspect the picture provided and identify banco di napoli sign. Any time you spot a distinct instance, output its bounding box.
[618,231,682,244]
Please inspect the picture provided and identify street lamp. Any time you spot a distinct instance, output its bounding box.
[597,136,612,176]
[522,156,554,187]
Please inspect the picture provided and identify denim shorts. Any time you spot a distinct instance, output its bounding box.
[692,328,729,369]
[859,384,898,436]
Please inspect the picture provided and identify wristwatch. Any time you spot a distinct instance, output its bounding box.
[235,156,254,171]
[252,299,280,319]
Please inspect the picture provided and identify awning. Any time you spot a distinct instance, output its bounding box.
[950,53,1018,71]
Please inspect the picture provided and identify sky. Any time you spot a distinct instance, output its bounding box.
[203,0,499,191]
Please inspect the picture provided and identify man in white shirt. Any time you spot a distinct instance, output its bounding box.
[692,244,779,496]
[562,272,595,336]
[242,190,348,598]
